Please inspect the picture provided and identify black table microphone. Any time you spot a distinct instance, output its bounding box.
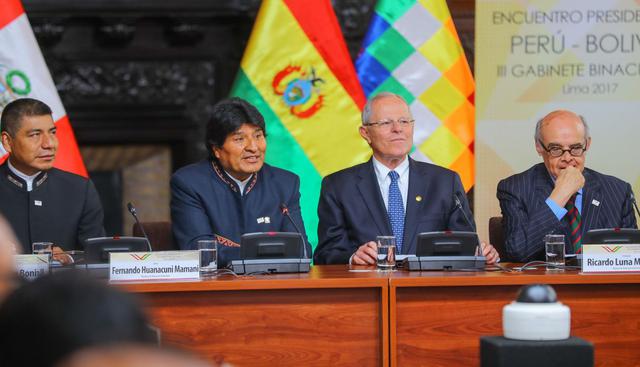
[280,203,309,259]
[127,202,152,251]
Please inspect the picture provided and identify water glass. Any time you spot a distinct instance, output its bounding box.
[197,240,217,277]
[32,242,53,260]
[376,236,396,271]
[544,234,565,271]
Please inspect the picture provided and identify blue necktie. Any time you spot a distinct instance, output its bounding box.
[387,170,404,253]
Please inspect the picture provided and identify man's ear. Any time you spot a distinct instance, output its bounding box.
[535,140,544,157]
[212,146,220,159]
[584,136,592,151]
[359,126,371,145]
[1,132,12,154]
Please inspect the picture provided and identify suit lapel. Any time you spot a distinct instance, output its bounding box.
[403,159,427,254]
[356,159,392,236]
[534,163,555,203]
[581,169,601,231]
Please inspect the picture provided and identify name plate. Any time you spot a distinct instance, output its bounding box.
[14,254,49,280]
[582,244,640,273]
[110,251,200,281]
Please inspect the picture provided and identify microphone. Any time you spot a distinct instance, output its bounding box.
[280,203,309,259]
[453,192,485,259]
[453,192,476,232]
[630,192,640,220]
[127,202,152,251]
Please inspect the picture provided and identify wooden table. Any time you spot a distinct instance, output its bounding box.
[389,267,640,367]
[119,266,640,366]
[119,266,389,366]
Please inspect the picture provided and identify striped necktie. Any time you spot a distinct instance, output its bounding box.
[565,193,582,253]
[387,170,404,253]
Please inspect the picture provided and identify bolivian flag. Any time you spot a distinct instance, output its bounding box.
[231,0,370,248]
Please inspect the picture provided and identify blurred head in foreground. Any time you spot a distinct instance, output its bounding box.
[0,215,18,301]
[56,344,213,367]
[0,271,155,366]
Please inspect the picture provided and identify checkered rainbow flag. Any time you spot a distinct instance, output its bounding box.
[356,0,475,191]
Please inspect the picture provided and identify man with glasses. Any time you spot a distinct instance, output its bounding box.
[313,92,499,265]
[497,110,637,262]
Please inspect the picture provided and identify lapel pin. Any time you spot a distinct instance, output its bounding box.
[416,195,422,202]
[34,200,42,207]
[264,216,271,224]
[257,217,265,224]
[592,199,600,206]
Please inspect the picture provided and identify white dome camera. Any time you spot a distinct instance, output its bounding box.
[503,284,571,341]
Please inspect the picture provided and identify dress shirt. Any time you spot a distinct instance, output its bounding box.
[545,175,583,220]
[7,160,40,192]
[226,171,253,196]
[372,156,409,213]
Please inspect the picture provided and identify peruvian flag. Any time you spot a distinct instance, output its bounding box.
[0,0,87,177]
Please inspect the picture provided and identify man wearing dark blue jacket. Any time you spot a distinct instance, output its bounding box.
[313,93,499,265]
[498,110,637,262]
[170,98,309,267]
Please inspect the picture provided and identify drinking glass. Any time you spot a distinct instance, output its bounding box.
[198,240,218,277]
[376,236,396,271]
[544,234,565,271]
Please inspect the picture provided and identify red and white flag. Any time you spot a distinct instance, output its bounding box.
[0,0,86,176]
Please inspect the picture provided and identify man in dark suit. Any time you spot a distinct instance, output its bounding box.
[313,92,499,265]
[0,98,104,255]
[171,98,310,267]
[497,110,637,262]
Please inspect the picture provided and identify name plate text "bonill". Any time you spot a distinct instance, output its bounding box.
[14,254,49,280]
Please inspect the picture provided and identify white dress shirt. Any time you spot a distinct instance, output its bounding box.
[372,156,409,213]
[7,159,40,192]
[226,171,253,196]
[349,156,410,264]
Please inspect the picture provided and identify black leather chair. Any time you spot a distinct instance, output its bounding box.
[132,221,177,251]
[489,216,508,261]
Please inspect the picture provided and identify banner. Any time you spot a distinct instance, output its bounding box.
[0,0,86,176]
[230,0,370,248]
[475,0,640,240]
[356,0,475,191]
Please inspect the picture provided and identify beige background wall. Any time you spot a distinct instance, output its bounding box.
[475,0,640,241]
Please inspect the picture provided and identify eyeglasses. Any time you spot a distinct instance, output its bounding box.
[363,118,414,129]
[538,140,587,157]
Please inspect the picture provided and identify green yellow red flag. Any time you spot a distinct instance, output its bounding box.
[230,0,370,248]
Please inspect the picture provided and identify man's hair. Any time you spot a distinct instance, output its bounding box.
[361,92,410,125]
[0,271,156,366]
[205,97,266,160]
[534,110,590,144]
[0,98,52,137]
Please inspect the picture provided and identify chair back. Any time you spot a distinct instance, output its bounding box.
[488,216,508,261]
[132,221,176,251]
